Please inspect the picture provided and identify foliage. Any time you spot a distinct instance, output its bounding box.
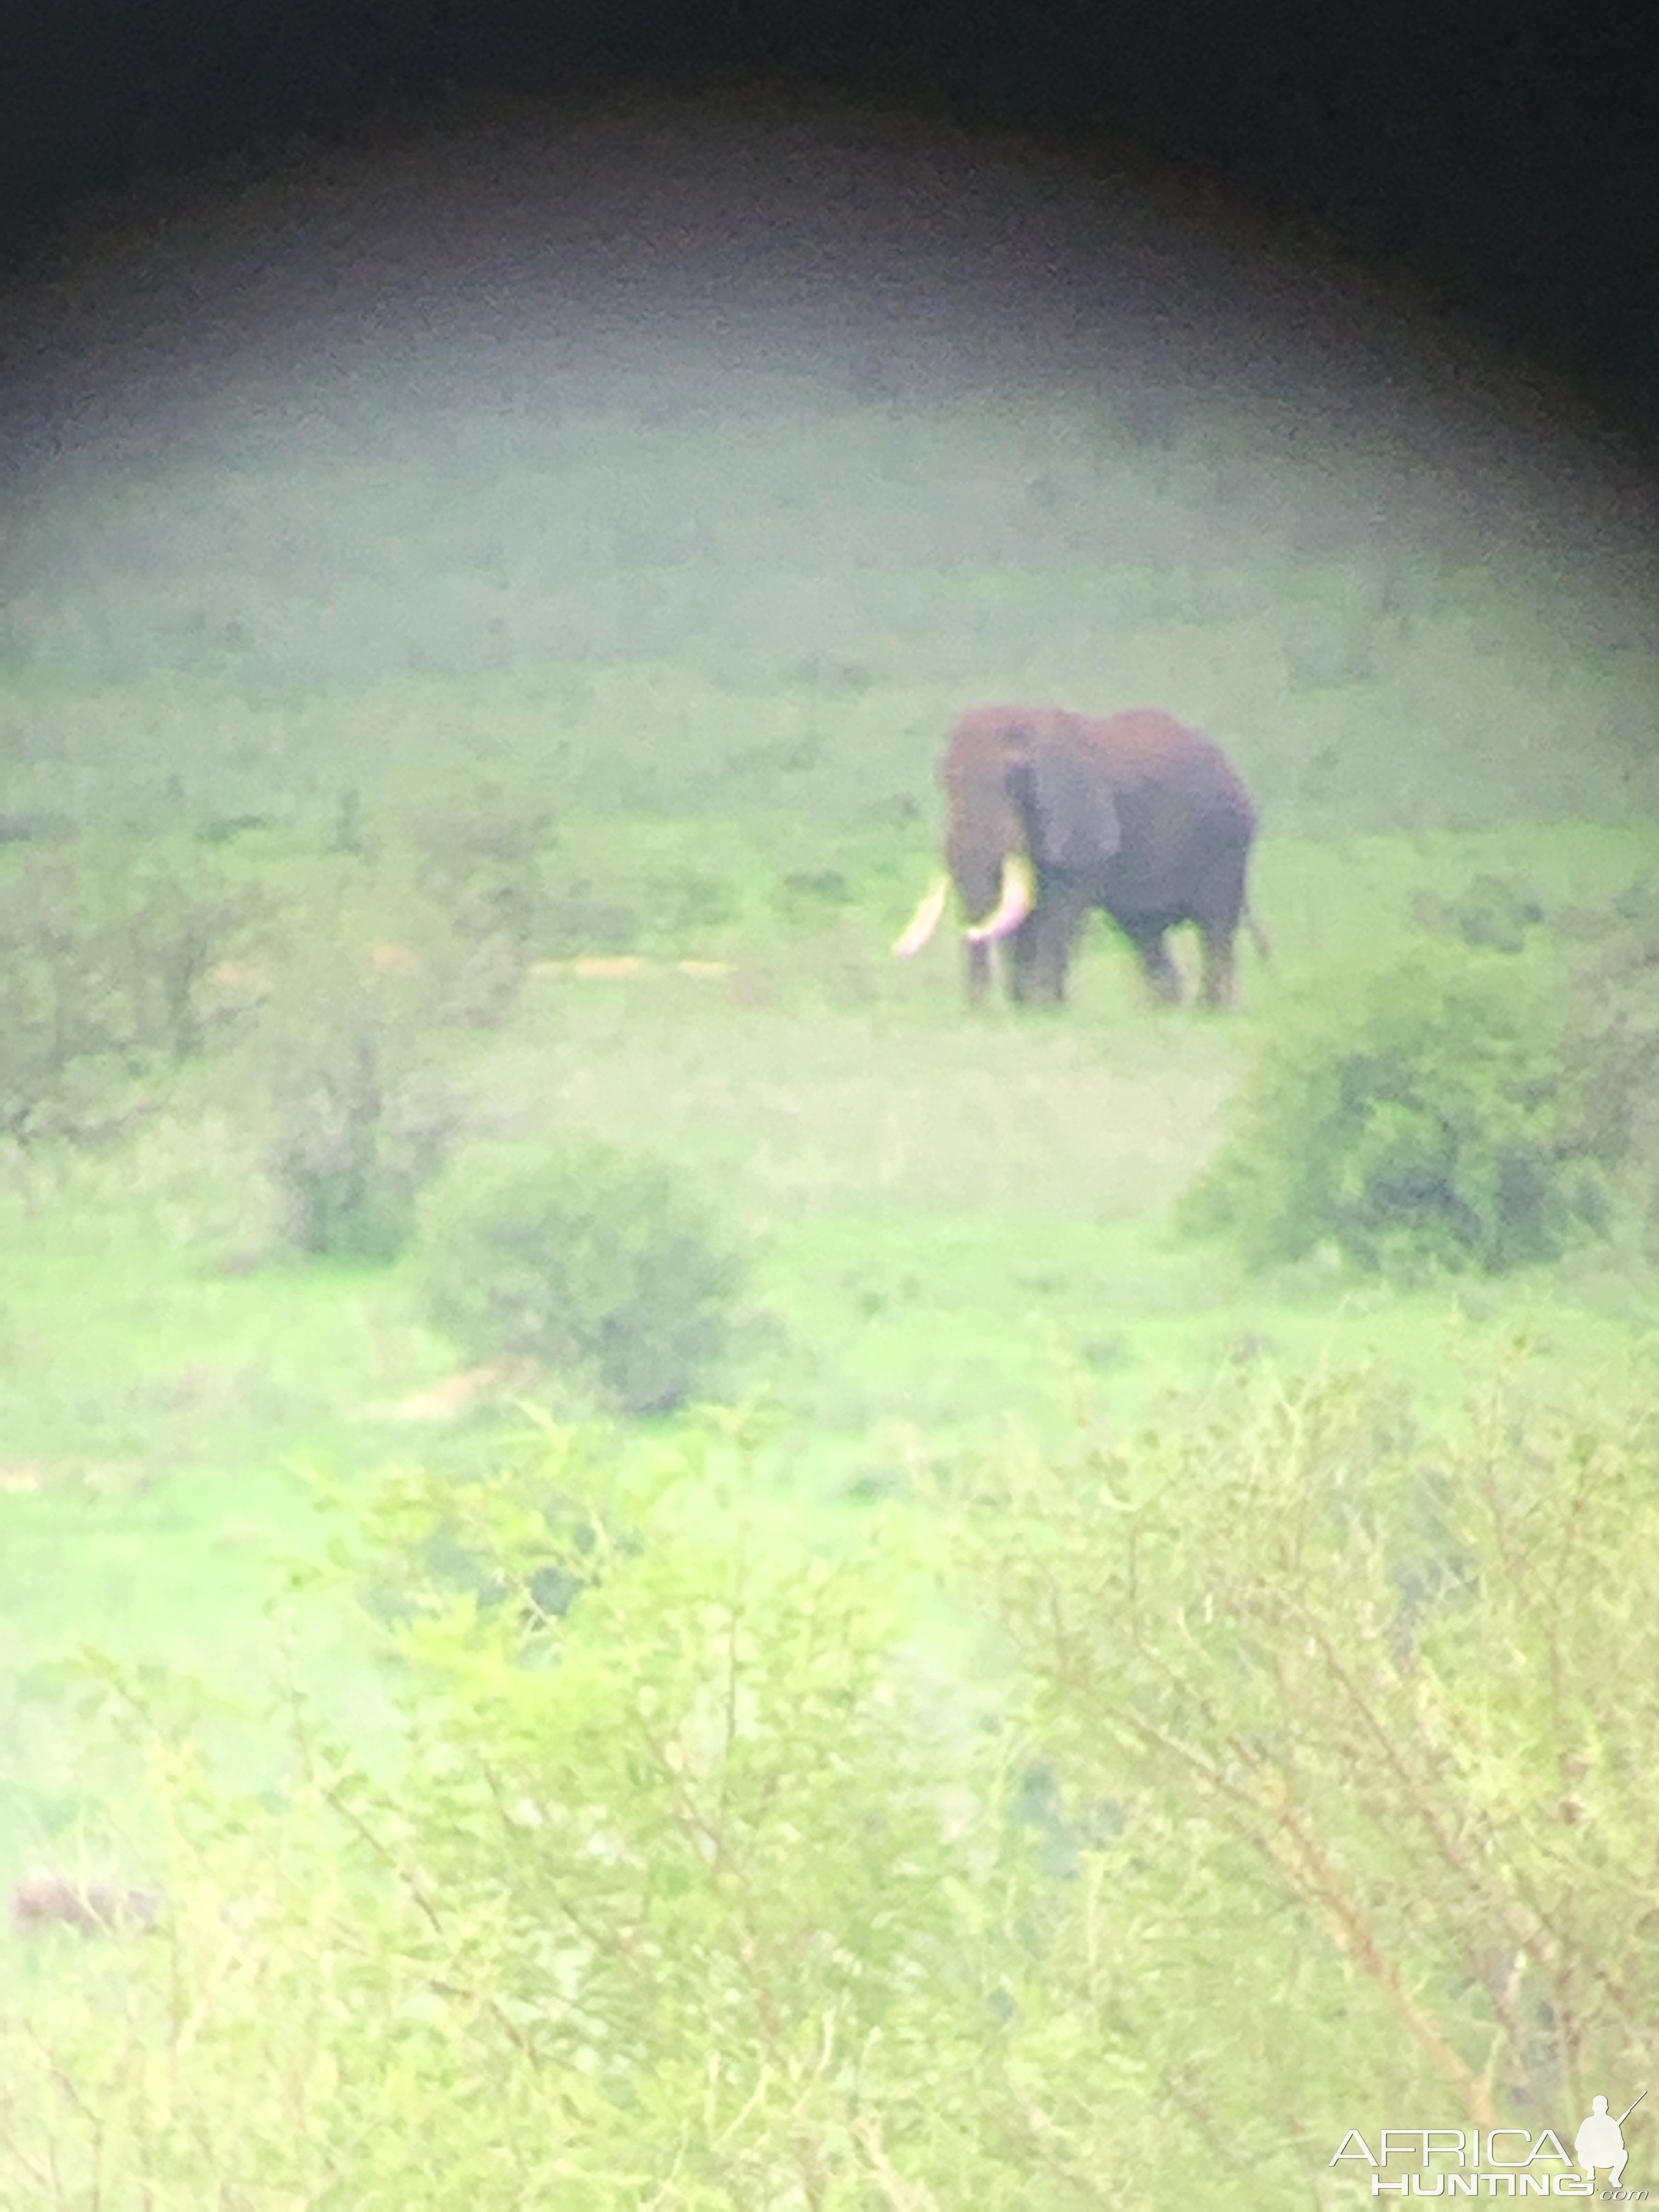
[264,958,459,1262]
[9,1385,1659,2205]
[954,1373,1659,2184]
[0,851,259,1158]
[1183,941,1615,1274]
[411,792,551,1024]
[0,1435,996,2209]
[1557,875,1659,1257]
[1410,872,1547,955]
[117,853,268,1062]
[421,1143,746,1414]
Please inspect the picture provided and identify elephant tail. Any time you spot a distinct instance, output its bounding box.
[1243,903,1272,963]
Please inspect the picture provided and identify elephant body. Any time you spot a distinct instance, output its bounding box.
[899,704,1265,1008]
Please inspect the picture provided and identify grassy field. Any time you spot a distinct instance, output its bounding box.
[4,799,1658,1871]
[3,328,1658,1982]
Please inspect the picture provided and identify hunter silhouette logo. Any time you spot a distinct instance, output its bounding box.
[1576,2093,1645,2193]
[1330,2090,1649,2197]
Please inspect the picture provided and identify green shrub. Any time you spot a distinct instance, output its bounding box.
[955,1375,1659,2179]
[0,851,259,1159]
[119,854,267,1063]
[538,882,639,955]
[1183,941,1613,1274]
[266,972,458,1262]
[3,1438,980,2210]
[422,1142,744,1413]
[17,1387,1659,2206]
[413,793,550,953]
[1566,884,1659,1261]
[404,792,554,1026]
[1409,871,1545,954]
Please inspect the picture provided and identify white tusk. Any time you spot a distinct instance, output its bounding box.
[893,875,951,958]
[963,854,1035,944]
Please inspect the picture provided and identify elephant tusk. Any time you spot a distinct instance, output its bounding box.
[893,875,951,958]
[963,854,1035,944]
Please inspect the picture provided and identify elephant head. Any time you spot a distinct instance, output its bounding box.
[892,707,1122,964]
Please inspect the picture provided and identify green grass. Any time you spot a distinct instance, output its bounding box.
[3,814,1655,1821]
[4,373,1656,844]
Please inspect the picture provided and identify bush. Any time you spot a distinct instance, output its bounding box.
[422,1142,744,1414]
[2,1439,980,2210]
[1567,884,1659,1260]
[266,969,459,1262]
[118,855,267,1063]
[0,851,259,1159]
[1183,941,1614,1274]
[406,793,554,1026]
[1410,871,1545,954]
[16,1387,1659,2206]
[955,1375,1659,2179]
[414,794,550,947]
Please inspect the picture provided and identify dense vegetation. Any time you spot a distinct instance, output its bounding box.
[7,1385,1657,2205]
[422,1141,746,1414]
[1183,938,1618,1276]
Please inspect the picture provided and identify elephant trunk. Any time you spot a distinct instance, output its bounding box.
[892,875,951,958]
[963,853,1036,945]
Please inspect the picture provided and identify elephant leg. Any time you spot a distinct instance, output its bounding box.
[1125,922,1182,1005]
[1012,883,1087,1006]
[1004,913,1046,1004]
[1198,928,1239,1009]
[1198,844,1252,1009]
[963,940,994,1007]
[1006,913,1042,1004]
[1004,935,1029,1004]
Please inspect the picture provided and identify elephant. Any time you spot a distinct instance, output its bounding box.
[893,705,1268,1009]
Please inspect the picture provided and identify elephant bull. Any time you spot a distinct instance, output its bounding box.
[894,704,1268,1009]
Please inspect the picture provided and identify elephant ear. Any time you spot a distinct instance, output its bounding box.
[1019,727,1122,871]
